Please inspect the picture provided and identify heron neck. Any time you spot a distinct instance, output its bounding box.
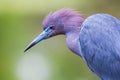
[66,30,81,56]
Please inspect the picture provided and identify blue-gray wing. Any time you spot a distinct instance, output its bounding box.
[79,14,120,79]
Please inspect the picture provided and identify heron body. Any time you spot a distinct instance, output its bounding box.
[24,9,120,80]
[80,14,120,80]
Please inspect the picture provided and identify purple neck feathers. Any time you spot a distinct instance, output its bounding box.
[62,10,84,56]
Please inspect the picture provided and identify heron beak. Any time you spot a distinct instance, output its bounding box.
[24,27,53,52]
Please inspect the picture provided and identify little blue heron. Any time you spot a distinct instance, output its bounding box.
[24,8,120,80]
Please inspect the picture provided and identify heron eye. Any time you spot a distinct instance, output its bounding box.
[49,25,54,29]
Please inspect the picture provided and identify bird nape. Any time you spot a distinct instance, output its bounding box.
[24,8,120,80]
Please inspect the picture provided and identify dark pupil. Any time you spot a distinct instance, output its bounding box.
[50,26,54,29]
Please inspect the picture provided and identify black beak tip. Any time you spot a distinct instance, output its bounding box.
[24,42,36,52]
[24,46,31,52]
[24,48,28,52]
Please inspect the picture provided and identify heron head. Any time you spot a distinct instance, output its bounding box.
[24,8,84,52]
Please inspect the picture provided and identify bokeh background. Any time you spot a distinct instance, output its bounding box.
[0,0,120,80]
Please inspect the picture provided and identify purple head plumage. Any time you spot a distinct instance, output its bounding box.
[42,8,84,36]
[24,8,84,55]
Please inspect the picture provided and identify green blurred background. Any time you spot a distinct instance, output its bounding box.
[0,0,120,80]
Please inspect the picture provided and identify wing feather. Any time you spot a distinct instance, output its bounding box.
[79,14,120,79]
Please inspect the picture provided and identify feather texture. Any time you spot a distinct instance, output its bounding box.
[80,14,120,80]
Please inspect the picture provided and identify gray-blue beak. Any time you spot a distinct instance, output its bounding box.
[24,27,53,52]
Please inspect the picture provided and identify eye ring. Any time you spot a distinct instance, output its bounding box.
[49,25,54,29]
